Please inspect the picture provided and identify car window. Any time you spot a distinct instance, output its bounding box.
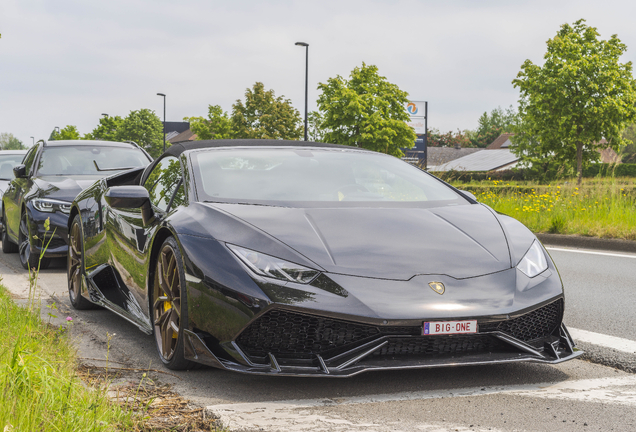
[143,156,182,212]
[23,145,39,176]
[36,145,149,176]
[0,154,28,180]
[191,148,463,206]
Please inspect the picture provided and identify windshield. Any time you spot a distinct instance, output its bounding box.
[0,154,26,180]
[191,148,465,207]
[37,145,150,176]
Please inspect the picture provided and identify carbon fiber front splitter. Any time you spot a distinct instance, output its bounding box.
[183,323,583,377]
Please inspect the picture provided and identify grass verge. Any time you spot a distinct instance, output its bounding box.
[450,177,636,240]
[0,283,136,431]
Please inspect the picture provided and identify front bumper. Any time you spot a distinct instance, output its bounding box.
[183,298,583,377]
[27,207,70,258]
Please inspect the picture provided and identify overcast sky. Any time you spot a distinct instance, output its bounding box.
[1,0,635,146]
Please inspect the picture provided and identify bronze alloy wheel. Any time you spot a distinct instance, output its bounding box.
[67,215,95,310]
[153,238,191,368]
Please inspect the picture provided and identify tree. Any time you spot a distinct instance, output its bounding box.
[115,109,164,158]
[49,125,82,141]
[427,128,473,148]
[620,122,636,163]
[89,116,124,141]
[185,105,234,140]
[307,111,326,142]
[470,106,517,148]
[231,82,303,140]
[0,133,26,150]
[512,19,636,185]
[317,63,416,157]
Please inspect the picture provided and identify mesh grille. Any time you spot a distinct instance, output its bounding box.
[236,299,564,360]
[373,334,511,357]
[480,299,563,342]
[236,309,380,358]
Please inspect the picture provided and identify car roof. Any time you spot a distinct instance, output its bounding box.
[163,139,363,158]
[43,140,139,148]
[0,150,27,154]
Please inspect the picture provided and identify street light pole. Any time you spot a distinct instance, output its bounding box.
[157,93,166,152]
[295,42,309,141]
[30,136,34,146]
[101,113,109,118]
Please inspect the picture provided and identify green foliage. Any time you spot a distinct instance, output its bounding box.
[0,285,136,431]
[307,110,326,142]
[512,19,636,185]
[621,122,636,163]
[89,116,124,141]
[115,109,164,158]
[452,178,636,240]
[185,105,234,140]
[470,106,517,148]
[434,163,636,184]
[49,125,82,141]
[231,82,303,140]
[317,63,416,157]
[0,133,26,150]
[426,128,473,148]
[583,163,636,177]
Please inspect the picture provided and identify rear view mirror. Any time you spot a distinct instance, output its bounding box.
[105,186,154,225]
[13,164,27,179]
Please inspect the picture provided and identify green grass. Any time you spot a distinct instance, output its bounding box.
[450,177,636,240]
[0,284,137,432]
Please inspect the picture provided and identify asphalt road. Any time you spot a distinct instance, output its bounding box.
[1,245,636,432]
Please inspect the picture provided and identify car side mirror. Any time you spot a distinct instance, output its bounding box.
[105,186,155,225]
[13,164,27,179]
[459,190,477,202]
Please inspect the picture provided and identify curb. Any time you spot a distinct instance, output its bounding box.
[536,233,636,254]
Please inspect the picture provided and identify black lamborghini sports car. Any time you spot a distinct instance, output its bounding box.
[68,139,581,376]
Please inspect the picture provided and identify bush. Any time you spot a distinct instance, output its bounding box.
[431,163,636,184]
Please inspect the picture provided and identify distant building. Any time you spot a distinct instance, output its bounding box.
[163,122,190,142]
[429,133,622,172]
[429,149,519,172]
[486,132,514,149]
[169,129,197,144]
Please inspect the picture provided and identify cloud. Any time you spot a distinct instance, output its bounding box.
[1,0,635,144]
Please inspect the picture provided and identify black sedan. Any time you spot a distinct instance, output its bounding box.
[2,140,152,269]
[68,139,581,376]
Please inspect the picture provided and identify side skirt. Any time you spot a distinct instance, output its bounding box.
[85,264,153,335]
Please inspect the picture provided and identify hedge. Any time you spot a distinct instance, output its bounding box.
[430,163,636,183]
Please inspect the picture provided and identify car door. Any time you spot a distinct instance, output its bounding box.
[3,144,40,241]
[104,155,183,317]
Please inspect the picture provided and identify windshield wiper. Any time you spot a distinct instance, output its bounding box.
[93,161,137,172]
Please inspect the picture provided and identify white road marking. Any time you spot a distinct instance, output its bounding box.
[569,327,636,354]
[207,376,636,431]
[546,246,636,259]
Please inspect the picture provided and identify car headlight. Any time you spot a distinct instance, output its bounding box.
[517,240,548,277]
[227,244,320,284]
[33,198,72,214]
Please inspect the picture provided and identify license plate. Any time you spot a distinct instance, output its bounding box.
[423,320,478,335]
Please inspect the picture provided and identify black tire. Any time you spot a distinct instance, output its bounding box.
[151,236,197,370]
[68,214,97,310]
[18,211,50,270]
[1,210,18,253]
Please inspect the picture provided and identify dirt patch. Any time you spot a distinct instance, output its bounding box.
[78,363,226,431]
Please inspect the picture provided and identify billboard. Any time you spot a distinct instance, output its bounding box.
[405,101,427,134]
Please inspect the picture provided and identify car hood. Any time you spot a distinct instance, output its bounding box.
[33,175,103,202]
[205,203,513,280]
